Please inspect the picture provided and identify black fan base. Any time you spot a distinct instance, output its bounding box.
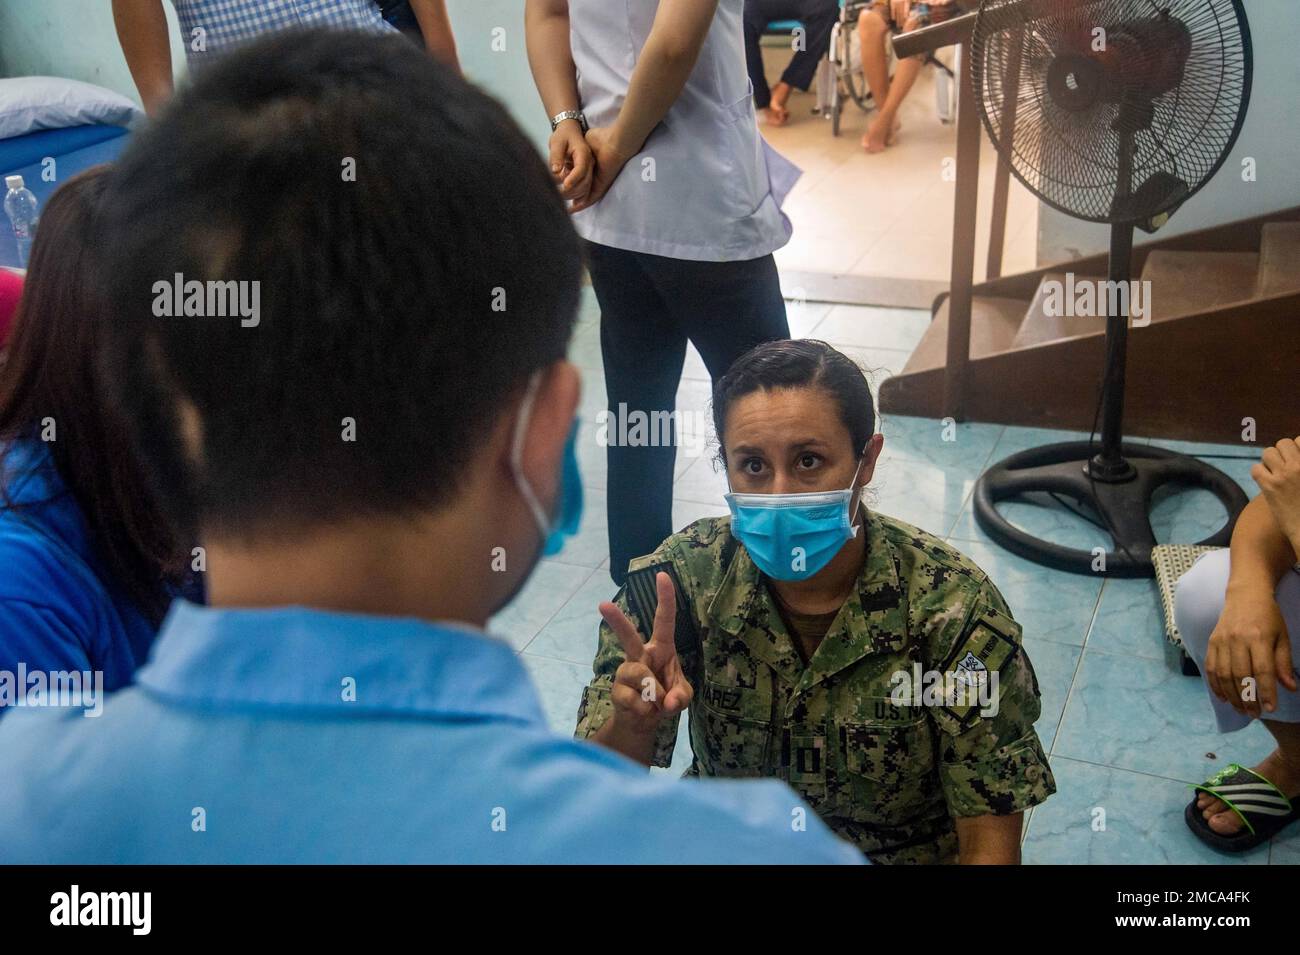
[973,441,1249,578]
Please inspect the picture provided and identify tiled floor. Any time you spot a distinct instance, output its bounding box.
[754,44,1040,282]
[491,286,1296,864]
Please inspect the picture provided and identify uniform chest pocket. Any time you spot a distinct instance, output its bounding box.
[691,679,774,778]
[836,718,940,824]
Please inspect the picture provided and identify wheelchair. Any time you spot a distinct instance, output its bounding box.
[824,0,959,137]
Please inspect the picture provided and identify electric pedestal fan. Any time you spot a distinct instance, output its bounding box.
[969,0,1253,577]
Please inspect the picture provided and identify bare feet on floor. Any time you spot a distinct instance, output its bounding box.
[764,104,790,126]
[862,115,901,153]
[766,82,793,127]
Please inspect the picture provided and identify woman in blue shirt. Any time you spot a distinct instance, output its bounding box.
[0,167,192,712]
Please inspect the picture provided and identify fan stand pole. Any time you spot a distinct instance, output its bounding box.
[971,130,1249,577]
[1091,127,1137,481]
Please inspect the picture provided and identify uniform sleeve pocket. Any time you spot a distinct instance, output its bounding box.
[939,732,1056,818]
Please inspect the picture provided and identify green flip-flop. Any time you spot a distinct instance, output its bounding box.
[1185,763,1300,853]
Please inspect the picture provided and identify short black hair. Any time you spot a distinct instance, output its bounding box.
[712,339,876,466]
[98,28,582,540]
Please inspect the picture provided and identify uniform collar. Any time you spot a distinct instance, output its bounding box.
[135,601,548,726]
[709,507,910,692]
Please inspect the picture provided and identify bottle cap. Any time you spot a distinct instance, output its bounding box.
[4,175,23,191]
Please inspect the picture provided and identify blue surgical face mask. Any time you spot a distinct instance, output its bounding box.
[511,371,583,557]
[724,455,866,581]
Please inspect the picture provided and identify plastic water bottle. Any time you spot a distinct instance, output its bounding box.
[4,175,39,268]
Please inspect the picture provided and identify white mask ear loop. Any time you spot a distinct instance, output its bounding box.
[510,371,552,536]
[847,445,870,533]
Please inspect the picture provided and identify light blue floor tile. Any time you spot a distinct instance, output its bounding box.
[577,284,601,320]
[518,651,591,736]
[946,539,1103,647]
[576,366,608,419]
[944,501,984,541]
[1053,648,1275,783]
[835,344,912,387]
[673,455,730,506]
[1147,437,1263,459]
[1149,484,1233,545]
[1271,824,1300,864]
[1086,578,1169,663]
[813,304,932,353]
[488,560,595,651]
[1199,454,1259,498]
[682,344,710,382]
[575,419,608,492]
[870,457,978,539]
[553,486,612,569]
[1000,495,1112,553]
[987,426,1095,462]
[782,299,834,338]
[567,323,603,375]
[878,414,1004,474]
[1023,637,1082,753]
[1023,756,1270,864]
[524,570,620,665]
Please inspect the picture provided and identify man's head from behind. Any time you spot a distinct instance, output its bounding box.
[98,29,583,621]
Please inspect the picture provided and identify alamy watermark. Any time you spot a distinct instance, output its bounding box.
[1041,272,1151,327]
[0,664,104,717]
[152,272,261,328]
[889,662,1000,717]
[595,404,710,458]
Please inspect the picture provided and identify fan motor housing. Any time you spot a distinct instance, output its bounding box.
[1046,53,1103,111]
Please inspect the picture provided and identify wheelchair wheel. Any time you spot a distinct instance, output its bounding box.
[839,25,872,113]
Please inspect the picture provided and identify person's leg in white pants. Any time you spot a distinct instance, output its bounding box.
[1176,550,1300,835]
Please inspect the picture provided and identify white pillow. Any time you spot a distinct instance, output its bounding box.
[0,76,143,140]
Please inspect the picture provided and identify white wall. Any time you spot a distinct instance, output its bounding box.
[0,1,550,152]
[448,2,550,152]
[0,0,186,100]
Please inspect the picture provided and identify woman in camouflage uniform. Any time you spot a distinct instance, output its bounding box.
[576,339,1055,863]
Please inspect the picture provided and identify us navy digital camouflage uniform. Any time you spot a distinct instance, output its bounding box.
[575,508,1056,864]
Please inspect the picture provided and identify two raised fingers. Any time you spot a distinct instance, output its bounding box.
[599,572,678,661]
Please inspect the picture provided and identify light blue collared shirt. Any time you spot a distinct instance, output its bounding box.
[0,601,864,864]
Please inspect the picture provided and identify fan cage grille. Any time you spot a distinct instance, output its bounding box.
[971,0,1251,224]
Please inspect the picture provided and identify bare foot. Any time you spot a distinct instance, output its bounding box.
[764,104,790,127]
[862,114,898,153]
[1196,750,1300,836]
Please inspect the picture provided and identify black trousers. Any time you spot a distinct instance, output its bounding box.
[743,0,840,108]
[584,242,790,585]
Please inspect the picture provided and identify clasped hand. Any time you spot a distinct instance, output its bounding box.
[547,120,632,214]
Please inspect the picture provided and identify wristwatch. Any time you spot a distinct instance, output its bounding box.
[549,109,589,133]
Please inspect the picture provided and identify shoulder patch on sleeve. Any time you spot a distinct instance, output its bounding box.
[624,560,700,662]
[937,604,1020,729]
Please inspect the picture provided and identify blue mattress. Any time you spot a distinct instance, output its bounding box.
[0,124,131,269]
